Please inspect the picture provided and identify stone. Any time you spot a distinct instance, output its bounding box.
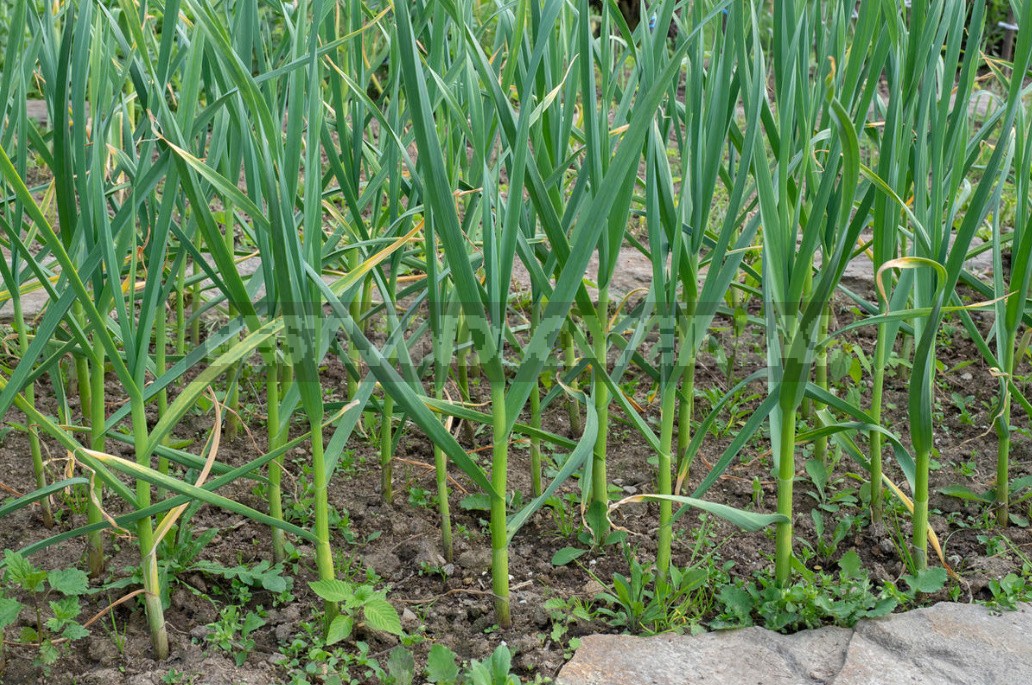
[837,602,1032,685]
[558,603,1032,685]
[188,573,208,594]
[396,538,445,568]
[363,550,401,578]
[82,668,123,685]
[87,636,120,666]
[275,622,294,642]
[558,625,851,685]
[127,673,162,685]
[457,548,492,571]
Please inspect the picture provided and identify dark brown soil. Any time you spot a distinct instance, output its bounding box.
[1,294,1030,685]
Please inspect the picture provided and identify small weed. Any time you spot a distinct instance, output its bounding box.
[713,551,899,632]
[407,486,434,509]
[204,605,266,666]
[1,551,91,674]
[950,392,977,426]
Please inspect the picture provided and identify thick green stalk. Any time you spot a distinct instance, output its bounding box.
[139,537,168,661]
[912,441,930,571]
[155,306,169,495]
[130,402,168,660]
[155,307,168,422]
[73,301,91,414]
[813,303,831,465]
[677,325,697,470]
[656,379,677,591]
[774,404,798,587]
[529,303,542,498]
[490,381,510,629]
[190,260,201,348]
[869,326,889,523]
[676,386,693,467]
[87,345,105,577]
[26,404,52,528]
[434,390,453,563]
[223,207,240,440]
[359,278,373,336]
[175,252,187,356]
[562,324,582,435]
[348,250,365,434]
[676,365,696,470]
[310,414,336,622]
[995,395,1011,527]
[900,336,913,367]
[12,297,52,529]
[454,316,475,444]
[267,359,286,563]
[800,270,814,420]
[456,333,471,401]
[529,384,542,498]
[590,287,610,538]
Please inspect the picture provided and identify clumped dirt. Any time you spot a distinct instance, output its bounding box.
[1,291,1030,684]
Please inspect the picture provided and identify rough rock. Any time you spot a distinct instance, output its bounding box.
[837,602,1032,685]
[457,548,492,571]
[363,550,402,578]
[275,621,295,642]
[126,674,162,685]
[396,537,446,568]
[558,603,1032,685]
[87,635,120,666]
[82,668,123,685]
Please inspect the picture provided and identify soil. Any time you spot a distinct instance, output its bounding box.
[1,289,1030,685]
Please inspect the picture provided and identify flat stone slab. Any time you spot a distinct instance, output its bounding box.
[558,602,1032,685]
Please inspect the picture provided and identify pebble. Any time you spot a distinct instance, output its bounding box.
[457,548,492,571]
[188,574,208,593]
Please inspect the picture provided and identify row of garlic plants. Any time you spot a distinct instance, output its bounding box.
[0,0,1029,658]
